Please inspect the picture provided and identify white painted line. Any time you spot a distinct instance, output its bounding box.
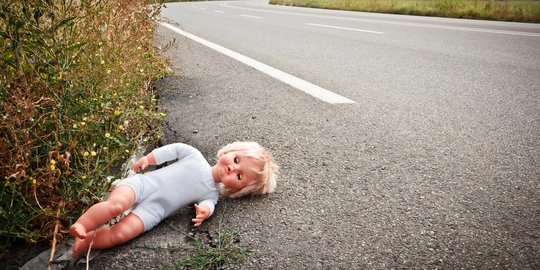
[159,22,355,104]
[409,23,540,37]
[306,23,383,34]
[200,8,206,10]
[214,10,224,14]
[241,14,263,19]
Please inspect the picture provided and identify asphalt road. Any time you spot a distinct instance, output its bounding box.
[89,0,539,269]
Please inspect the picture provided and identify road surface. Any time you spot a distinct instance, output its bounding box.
[92,0,540,269]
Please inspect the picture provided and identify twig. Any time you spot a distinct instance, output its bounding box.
[85,231,96,270]
[33,183,44,210]
[47,208,61,270]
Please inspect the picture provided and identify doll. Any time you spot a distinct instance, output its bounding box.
[69,142,278,258]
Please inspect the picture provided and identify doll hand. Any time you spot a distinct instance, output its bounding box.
[132,154,156,173]
[192,204,211,227]
[132,156,149,173]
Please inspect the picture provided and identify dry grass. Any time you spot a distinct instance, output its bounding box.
[270,0,540,22]
[0,0,170,255]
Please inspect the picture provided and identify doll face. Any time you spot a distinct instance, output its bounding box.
[215,151,260,192]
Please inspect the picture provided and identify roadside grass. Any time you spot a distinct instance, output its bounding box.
[169,230,250,270]
[166,218,251,270]
[0,0,170,257]
[269,0,540,22]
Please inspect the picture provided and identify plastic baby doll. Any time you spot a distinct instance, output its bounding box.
[69,142,278,258]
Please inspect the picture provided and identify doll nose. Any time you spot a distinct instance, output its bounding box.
[227,165,237,173]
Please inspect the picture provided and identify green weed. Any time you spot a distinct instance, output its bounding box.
[166,215,251,270]
[168,230,250,270]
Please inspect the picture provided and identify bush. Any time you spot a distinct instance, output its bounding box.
[0,0,169,255]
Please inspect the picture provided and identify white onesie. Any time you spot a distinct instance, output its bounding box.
[117,143,219,231]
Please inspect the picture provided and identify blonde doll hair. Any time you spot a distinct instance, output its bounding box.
[217,142,278,198]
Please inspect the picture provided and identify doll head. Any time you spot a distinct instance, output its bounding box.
[216,142,278,198]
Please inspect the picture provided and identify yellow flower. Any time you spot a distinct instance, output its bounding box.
[139,105,144,109]
[81,175,87,180]
[105,133,111,138]
[101,60,105,65]
[73,124,78,128]
[114,110,122,116]
[84,151,89,157]
[91,151,97,156]
[50,159,56,165]
[139,69,144,73]
[32,178,37,185]
[50,164,56,170]
[160,113,166,117]
[118,125,124,130]
[125,150,130,153]
[83,117,88,121]
[107,69,111,74]
[81,122,86,126]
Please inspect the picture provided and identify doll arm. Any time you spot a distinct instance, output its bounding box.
[151,143,199,165]
[132,153,157,173]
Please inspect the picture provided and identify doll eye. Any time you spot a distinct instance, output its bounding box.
[234,157,239,164]
[237,174,242,181]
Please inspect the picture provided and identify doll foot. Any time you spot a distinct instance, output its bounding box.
[69,223,87,239]
[72,237,88,259]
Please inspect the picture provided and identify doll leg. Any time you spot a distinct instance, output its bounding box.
[73,213,144,258]
[70,185,136,239]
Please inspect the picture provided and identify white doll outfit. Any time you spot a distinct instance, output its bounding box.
[116,143,218,231]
